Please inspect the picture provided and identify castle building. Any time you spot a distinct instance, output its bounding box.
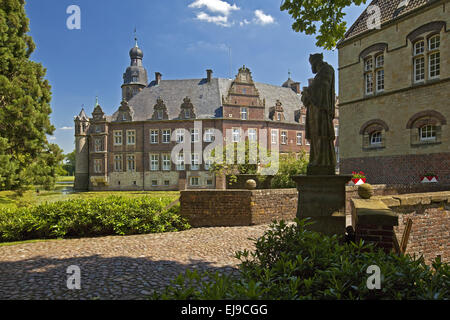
[75,40,339,191]
[338,0,449,184]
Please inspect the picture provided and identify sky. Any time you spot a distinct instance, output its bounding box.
[24,0,367,153]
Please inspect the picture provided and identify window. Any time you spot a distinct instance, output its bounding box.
[271,129,278,145]
[364,57,373,72]
[277,113,281,121]
[191,153,199,170]
[365,72,374,94]
[94,138,103,152]
[305,139,310,146]
[176,153,185,171]
[191,129,200,143]
[296,132,303,145]
[162,129,171,143]
[232,128,240,142]
[114,155,123,172]
[206,179,213,186]
[127,130,136,145]
[152,180,158,187]
[334,126,339,137]
[414,57,425,82]
[190,177,200,186]
[301,115,306,124]
[281,131,288,145]
[204,129,214,142]
[413,35,440,83]
[132,76,138,82]
[94,159,102,173]
[114,131,123,146]
[150,130,159,144]
[429,52,440,79]
[248,128,257,142]
[164,180,170,186]
[127,155,135,172]
[157,110,163,120]
[375,55,384,68]
[184,109,190,119]
[241,107,248,120]
[419,125,436,141]
[150,154,159,171]
[176,129,184,143]
[95,125,101,133]
[162,154,171,171]
[370,131,382,145]
[204,159,212,171]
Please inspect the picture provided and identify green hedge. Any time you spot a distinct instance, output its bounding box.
[0,196,189,242]
[154,219,449,300]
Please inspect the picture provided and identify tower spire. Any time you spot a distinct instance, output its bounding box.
[134,27,138,47]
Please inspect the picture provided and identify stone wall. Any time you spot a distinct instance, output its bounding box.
[179,189,297,227]
[352,191,450,263]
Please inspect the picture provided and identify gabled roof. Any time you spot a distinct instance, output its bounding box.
[340,0,434,44]
[111,78,304,123]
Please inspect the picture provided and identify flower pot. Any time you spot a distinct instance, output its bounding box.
[348,178,366,186]
[420,176,438,183]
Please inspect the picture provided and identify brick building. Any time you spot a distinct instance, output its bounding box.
[338,0,449,184]
[74,41,339,191]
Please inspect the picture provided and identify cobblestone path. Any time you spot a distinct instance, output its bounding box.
[0,225,269,300]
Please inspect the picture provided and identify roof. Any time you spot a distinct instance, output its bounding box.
[340,0,433,44]
[111,78,304,123]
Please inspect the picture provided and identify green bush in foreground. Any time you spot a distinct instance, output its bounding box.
[0,196,189,242]
[154,219,449,300]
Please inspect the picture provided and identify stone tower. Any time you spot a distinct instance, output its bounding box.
[74,108,90,191]
[121,37,148,101]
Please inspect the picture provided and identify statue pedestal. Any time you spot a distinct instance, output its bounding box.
[292,175,352,236]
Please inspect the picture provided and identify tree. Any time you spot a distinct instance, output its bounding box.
[63,150,76,176]
[0,0,63,190]
[280,0,368,50]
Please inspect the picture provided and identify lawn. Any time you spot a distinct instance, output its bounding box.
[0,186,180,210]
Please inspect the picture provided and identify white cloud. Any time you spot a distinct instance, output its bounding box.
[59,126,74,130]
[188,0,240,16]
[254,10,275,25]
[187,41,229,52]
[239,19,250,27]
[195,12,232,27]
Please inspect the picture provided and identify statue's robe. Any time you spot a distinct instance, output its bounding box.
[305,62,336,170]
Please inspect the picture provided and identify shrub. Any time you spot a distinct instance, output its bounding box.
[271,152,308,188]
[0,196,189,242]
[154,219,449,300]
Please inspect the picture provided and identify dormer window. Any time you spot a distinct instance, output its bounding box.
[132,76,138,83]
[157,110,163,120]
[184,109,190,119]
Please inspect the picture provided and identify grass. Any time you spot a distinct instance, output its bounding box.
[56,176,75,183]
[0,187,180,210]
[0,238,63,247]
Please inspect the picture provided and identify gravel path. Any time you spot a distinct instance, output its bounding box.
[0,225,270,300]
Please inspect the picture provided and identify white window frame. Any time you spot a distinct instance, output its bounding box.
[419,125,437,141]
[150,130,159,144]
[191,153,199,171]
[176,129,184,143]
[271,129,279,145]
[191,129,200,143]
[113,131,123,146]
[94,138,103,152]
[126,130,136,145]
[232,128,240,143]
[241,107,248,120]
[162,129,171,143]
[370,132,382,145]
[429,52,440,79]
[127,154,136,172]
[296,132,303,145]
[162,154,171,171]
[281,131,288,145]
[190,176,200,186]
[114,155,123,172]
[150,154,159,171]
[248,128,257,142]
[204,128,214,142]
[414,56,425,83]
[176,153,185,171]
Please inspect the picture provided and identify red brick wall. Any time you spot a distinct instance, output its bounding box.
[341,153,450,185]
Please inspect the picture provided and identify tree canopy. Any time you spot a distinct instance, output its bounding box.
[280,0,368,50]
[0,0,63,190]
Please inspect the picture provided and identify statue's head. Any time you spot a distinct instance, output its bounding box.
[309,53,324,74]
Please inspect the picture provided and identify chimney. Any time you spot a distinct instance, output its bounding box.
[155,72,162,85]
[290,82,301,94]
[206,69,213,83]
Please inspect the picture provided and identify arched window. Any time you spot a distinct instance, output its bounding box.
[428,35,440,79]
[407,110,446,145]
[360,119,389,150]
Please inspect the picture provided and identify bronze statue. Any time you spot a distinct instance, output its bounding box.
[301,53,337,175]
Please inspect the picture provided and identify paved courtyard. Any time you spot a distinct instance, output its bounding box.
[0,225,269,300]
